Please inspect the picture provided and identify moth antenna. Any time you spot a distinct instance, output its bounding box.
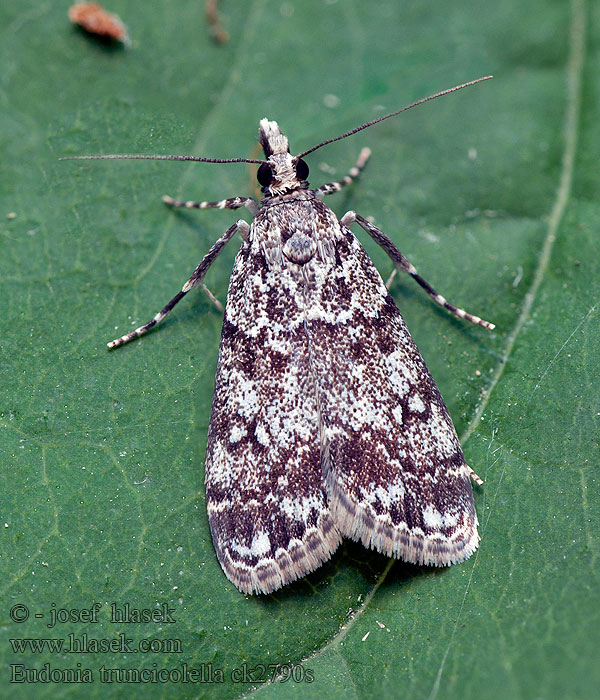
[297,75,493,159]
[59,154,268,164]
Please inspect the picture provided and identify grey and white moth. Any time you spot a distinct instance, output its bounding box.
[65,76,494,594]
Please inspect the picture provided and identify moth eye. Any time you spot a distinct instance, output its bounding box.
[295,158,309,181]
[257,163,273,187]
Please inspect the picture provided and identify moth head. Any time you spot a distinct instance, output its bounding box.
[257,119,309,195]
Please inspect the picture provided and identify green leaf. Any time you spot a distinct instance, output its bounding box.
[1,0,598,698]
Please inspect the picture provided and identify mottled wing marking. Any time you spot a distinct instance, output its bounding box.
[306,225,479,565]
[207,189,478,594]
[205,201,342,594]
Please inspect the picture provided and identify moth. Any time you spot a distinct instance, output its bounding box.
[64,76,494,594]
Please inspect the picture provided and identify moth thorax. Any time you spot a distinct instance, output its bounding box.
[282,233,317,265]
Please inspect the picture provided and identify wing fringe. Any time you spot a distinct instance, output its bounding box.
[326,473,480,567]
[215,513,342,595]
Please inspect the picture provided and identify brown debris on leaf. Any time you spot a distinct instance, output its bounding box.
[69,2,131,46]
[205,0,229,43]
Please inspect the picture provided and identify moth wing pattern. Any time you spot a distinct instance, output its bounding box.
[206,190,479,594]
[309,224,480,566]
[205,205,343,595]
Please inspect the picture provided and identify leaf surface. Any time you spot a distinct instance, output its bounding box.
[1,1,598,698]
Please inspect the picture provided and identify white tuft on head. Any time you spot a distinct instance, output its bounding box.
[259,119,289,156]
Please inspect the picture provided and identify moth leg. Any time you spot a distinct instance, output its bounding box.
[315,148,371,198]
[385,268,397,289]
[466,465,483,486]
[163,194,259,216]
[340,211,495,330]
[199,283,224,313]
[162,196,255,308]
[108,220,248,349]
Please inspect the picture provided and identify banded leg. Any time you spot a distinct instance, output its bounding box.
[340,211,495,331]
[315,148,371,198]
[162,194,256,308]
[163,194,259,216]
[466,465,484,486]
[108,220,249,349]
